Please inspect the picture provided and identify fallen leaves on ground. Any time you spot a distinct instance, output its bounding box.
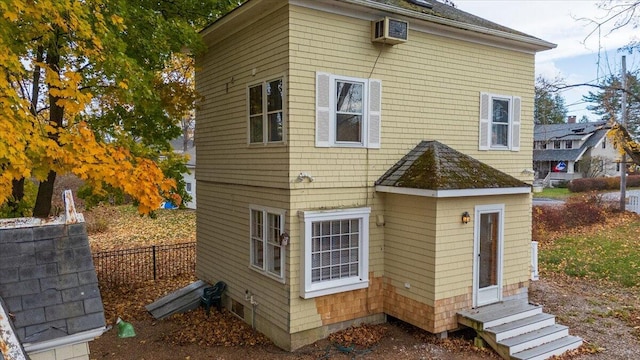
[100,274,198,323]
[100,275,271,348]
[166,308,271,347]
[87,205,196,252]
[327,323,387,348]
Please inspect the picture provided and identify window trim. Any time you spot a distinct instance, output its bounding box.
[332,75,368,147]
[246,75,286,146]
[249,205,286,283]
[479,92,521,151]
[316,72,381,149]
[299,207,370,299]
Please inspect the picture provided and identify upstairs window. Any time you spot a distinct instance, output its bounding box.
[479,93,521,151]
[566,141,573,149]
[316,72,381,148]
[248,77,284,144]
[554,141,561,149]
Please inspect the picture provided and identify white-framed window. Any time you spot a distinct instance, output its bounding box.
[566,140,573,149]
[250,206,285,281]
[299,207,370,299]
[554,140,561,149]
[185,182,192,193]
[248,76,285,144]
[316,72,381,149]
[479,92,521,151]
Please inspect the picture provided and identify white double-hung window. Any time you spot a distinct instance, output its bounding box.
[248,77,285,144]
[299,207,370,298]
[316,72,381,148]
[479,92,521,151]
[250,206,285,281]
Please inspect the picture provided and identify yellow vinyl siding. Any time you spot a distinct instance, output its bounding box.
[196,181,291,334]
[433,195,531,300]
[288,5,534,188]
[287,188,385,333]
[383,194,437,304]
[196,4,290,188]
[197,0,539,348]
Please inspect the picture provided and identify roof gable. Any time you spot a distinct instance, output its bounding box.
[376,140,528,190]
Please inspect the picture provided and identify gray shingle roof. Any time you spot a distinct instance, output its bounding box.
[370,0,536,38]
[203,0,555,50]
[534,121,608,142]
[533,122,610,162]
[0,222,105,345]
[533,149,584,162]
[376,140,528,190]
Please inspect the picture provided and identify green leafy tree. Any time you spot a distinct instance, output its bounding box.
[583,72,640,139]
[535,77,568,124]
[0,0,238,217]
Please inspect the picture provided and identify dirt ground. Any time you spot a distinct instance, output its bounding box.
[89,275,640,360]
[529,275,640,360]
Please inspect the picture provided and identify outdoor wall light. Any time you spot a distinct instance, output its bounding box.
[462,211,471,224]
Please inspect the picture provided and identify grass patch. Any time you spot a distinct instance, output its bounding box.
[540,218,640,287]
[533,187,571,199]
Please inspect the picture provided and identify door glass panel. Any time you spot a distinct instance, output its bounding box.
[479,212,499,288]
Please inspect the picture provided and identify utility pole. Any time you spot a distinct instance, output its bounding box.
[620,55,627,211]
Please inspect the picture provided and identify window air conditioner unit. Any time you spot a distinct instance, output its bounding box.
[371,17,408,45]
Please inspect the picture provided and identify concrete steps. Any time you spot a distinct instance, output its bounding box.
[458,300,582,360]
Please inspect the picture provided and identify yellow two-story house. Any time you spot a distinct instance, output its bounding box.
[195,0,557,353]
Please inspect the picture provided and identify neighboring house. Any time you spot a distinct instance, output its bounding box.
[195,0,556,352]
[533,118,620,184]
[0,217,106,360]
[170,136,197,209]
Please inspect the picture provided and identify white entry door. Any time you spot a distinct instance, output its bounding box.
[473,204,504,307]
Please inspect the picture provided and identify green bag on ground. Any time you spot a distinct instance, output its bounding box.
[116,317,136,338]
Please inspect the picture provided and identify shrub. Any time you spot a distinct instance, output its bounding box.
[562,192,608,227]
[533,192,611,242]
[568,175,640,193]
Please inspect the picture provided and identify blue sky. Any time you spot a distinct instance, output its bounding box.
[455,0,640,121]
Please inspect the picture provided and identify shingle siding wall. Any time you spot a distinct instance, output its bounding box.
[195,4,290,188]
[383,194,437,304]
[288,5,535,186]
[197,0,536,349]
[195,182,292,342]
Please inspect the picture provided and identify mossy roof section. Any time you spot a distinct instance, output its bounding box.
[376,141,529,190]
[370,0,539,39]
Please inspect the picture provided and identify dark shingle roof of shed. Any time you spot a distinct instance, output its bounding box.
[376,141,528,190]
[0,222,105,345]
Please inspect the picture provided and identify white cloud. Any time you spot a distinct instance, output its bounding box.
[455,0,639,119]
[456,0,639,62]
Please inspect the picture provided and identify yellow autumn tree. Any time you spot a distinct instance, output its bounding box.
[0,0,234,217]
